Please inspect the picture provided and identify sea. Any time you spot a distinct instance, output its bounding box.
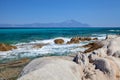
[0,27,120,62]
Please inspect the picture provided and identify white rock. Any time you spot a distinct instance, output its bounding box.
[107,37,120,56]
[73,53,89,69]
[18,57,83,80]
[106,35,119,39]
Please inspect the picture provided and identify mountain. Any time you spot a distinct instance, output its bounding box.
[0,20,90,28]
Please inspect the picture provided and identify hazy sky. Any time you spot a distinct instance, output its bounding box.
[0,0,120,27]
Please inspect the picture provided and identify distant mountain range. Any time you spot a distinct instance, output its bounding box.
[0,20,90,28]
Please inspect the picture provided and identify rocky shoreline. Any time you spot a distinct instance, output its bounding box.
[0,35,120,80]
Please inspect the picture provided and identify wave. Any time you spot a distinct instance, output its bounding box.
[109,30,120,32]
[91,34,106,40]
[0,37,88,60]
[0,35,106,60]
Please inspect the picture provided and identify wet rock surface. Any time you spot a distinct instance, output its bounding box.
[67,37,97,44]
[83,42,104,53]
[0,58,31,80]
[0,43,17,51]
[32,43,49,48]
[54,39,64,44]
[67,37,80,44]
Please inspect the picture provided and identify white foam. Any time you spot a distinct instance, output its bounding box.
[16,37,70,45]
[92,34,106,40]
[109,30,120,32]
[0,37,88,59]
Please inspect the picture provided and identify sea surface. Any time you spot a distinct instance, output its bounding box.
[0,27,120,62]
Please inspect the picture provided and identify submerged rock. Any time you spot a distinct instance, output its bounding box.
[32,43,49,48]
[0,58,30,69]
[0,58,30,80]
[0,43,17,51]
[54,39,64,44]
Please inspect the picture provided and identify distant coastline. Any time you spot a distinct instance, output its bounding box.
[0,27,119,29]
[0,20,90,28]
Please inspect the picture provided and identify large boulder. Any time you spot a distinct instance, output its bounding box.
[54,39,64,44]
[18,57,83,80]
[0,43,17,51]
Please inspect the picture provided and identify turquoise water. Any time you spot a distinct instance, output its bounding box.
[0,27,120,62]
[0,27,120,44]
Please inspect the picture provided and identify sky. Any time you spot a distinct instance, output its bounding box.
[0,0,120,27]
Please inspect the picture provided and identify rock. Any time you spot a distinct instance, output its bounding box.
[0,58,31,69]
[82,63,109,80]
[17,35,120,80]
[79,37,92,41]
[18,57,83,80]
[32,43,48,48]
[54,39,64,44]
[93,38,98,40]
[67,37,80,44]
[92,47,108,58]
[83,43,94,48]
[83,42,103,53]
[0,67,22,80]
[67,37,96,44]
[0,58,30,80]
[107,37,120,56]
[0,43,17,51]
[93,58,112,75]
[88,52,98,63]
[108,57,120,79]
[88,54,120,80]
[73,53,89,68]
[106,35,119,39]
[112,51,120,58]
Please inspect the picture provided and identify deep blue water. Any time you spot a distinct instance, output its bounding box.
[0,27,120,44]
